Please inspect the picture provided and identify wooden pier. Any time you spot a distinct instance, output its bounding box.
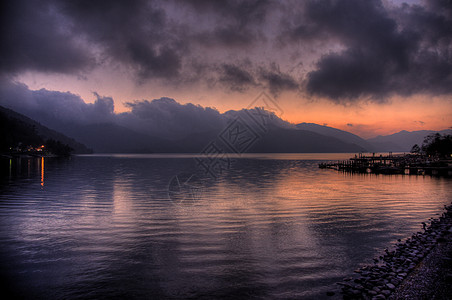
[319,153,452,176]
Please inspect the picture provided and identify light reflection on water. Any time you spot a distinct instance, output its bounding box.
[0,154,451,299]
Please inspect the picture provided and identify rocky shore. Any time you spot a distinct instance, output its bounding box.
[335,203,452,300]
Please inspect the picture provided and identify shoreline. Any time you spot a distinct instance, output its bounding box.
[336,203,452,299]
[389,232,452,299]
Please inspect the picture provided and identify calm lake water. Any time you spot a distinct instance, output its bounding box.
[1,154,451,299]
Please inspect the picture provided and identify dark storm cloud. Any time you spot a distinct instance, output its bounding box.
[195,26,258,48]
[58,0,184,79]
[0,0,273,82]
[0,0,93,74]
[182,0,272,48]
[0,0,185,79]
[179,0,272,26]
[218,64,256,92]
[425,0,452,15]
[214,62,299,95]
[1,0,452,100]
[258,65,299,97]
[286,0,452,101]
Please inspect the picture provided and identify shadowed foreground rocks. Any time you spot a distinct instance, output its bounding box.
[389,228,452,300]
[335,204,452,300]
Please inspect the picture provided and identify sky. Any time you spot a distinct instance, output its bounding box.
[1,0,451,138]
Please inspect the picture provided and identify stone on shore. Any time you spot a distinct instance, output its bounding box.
[337,203,452,299]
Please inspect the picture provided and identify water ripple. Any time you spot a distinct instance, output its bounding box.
[0,155,451,299]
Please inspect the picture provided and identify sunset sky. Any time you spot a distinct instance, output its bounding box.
[1,0,451,138]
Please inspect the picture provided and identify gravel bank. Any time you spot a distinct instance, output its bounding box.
[389,226,452,299]
[335,204,452,300]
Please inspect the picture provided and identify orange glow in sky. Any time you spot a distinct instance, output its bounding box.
[16,71,452,139]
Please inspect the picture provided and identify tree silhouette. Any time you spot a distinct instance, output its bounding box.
[421,134,452,157]
[410,144,421,154]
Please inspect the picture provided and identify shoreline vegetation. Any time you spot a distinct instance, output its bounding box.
[334,203,452,300]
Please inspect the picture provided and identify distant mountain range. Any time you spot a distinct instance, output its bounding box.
[297,123,452,152]
[62,123,179,153]
[1,104,450,154]
[296,123,375,151]
[367,129,452,152]
[248,125,367,153]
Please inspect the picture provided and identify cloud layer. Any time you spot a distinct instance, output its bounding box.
[0,80,229,140]
[1,0,452,101]
[301,0,452,100]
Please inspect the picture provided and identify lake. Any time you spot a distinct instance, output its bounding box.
[1,154,451,299]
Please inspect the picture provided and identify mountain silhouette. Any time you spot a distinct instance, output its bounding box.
[296,123,374,151]
[0,105,91,154]
[367,129,452,152]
